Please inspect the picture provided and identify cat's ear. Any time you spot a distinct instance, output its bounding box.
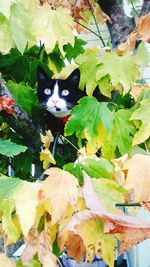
[67,68,80,87]
[37,67,49,82]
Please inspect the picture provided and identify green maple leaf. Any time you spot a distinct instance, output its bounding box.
[0,14,14,54]
[65,96,113,144]
[81,158,114,179]
[10,3,34,54]
[76,48,101,96]
[7,80,38,115]
[0,138,27,157]
[131,99,150,145]
[96,51,141,93]
[64,37,86,62]
[108,110,133,155]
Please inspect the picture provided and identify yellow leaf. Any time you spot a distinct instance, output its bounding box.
[86,123,107,154]
[59,203,75,232]
[45,214,58,244]
[112,154,128,185]
[76,219,116,267]
[13,181,41,237]
[0,199,20,243]
[40,168,79,224]
[40,148,56,169]
[32,5,74,54]
[40,130,53,148]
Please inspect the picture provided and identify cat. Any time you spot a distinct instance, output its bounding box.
[37,67,85,136]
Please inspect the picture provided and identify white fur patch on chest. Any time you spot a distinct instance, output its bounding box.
[46,82,71,118]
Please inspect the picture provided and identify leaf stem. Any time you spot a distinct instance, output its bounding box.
[60,135,78,151]
[115,202,141,207]
[74,19,102,39]
[88,0,106,47]
[144,142,150,154]
[130,0,139,16]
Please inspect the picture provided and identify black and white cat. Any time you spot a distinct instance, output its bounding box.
[37,67,84,135]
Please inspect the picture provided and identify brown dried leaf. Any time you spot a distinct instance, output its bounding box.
[131,83,150,101]
[136,13,150,43]
[60,231,86,262]
[22,227,57,266]
[117,13,150,54]
[22,228,39,264]
[94,3,111,25]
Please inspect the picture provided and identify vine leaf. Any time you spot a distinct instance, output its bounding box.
[39,168,79,224]
[131,99,150,145]
[124,154,150,203]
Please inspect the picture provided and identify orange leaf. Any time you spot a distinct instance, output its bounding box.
[60,175,150,260]
[0,95,15,114]
[60,231,86,262]
[136,13,150,43]
[123,154,150,203]
[40,167,79,224]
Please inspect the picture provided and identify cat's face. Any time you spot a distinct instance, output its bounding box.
[37,68,82,118]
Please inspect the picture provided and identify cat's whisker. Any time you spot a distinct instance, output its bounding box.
[39,102,47,110]
[67,103,74,109]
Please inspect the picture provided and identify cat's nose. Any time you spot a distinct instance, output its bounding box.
[52,99,58,104]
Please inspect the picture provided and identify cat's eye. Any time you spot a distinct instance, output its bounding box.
[44,88,51,95]
[61,89,69,96]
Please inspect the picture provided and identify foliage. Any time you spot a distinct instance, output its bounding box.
[0,0,150,266]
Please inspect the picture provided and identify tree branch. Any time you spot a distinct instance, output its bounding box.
[0,79,42,152]
[97,0,135,48]
[140,0,150,16]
